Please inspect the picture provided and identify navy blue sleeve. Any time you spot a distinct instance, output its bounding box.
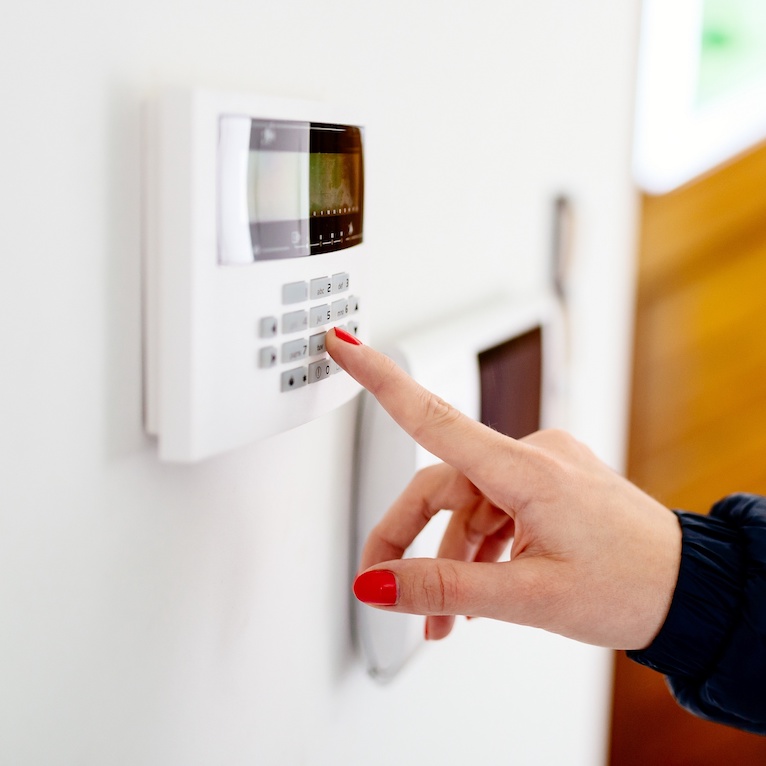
[627,493,766,735]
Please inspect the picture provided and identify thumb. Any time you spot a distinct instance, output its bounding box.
[353,558,539,621]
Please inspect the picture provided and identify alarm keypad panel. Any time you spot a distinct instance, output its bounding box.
[144,90,367,462]
[257,272,360,390]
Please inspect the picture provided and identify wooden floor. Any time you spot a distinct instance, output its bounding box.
[608,141,766,764]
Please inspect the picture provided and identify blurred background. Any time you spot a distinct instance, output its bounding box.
[613,1,766,762]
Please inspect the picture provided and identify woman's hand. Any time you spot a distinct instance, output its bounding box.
[326,328,682,650]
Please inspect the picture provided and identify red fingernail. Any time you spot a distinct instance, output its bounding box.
[334,327,362,346]
[353,570,398,605]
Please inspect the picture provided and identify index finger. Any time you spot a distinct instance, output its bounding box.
[326,327,521,484]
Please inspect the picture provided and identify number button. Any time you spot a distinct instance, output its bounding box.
[310,277,332,299]
[309,332,327,355]
[281,338,308,363]
[333,272,350,293]
[282,310,308,334]
[331,299,349,321]
[308,359,332,384]
[310,304,331,328]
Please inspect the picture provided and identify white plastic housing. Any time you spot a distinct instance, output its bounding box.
[143,90,367,462]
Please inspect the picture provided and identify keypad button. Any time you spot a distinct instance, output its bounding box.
[347,320,360,337]
[310,277,332,300]
[258,346,278,369]
[259,316,278,338]
[308,358,333,384]
[281,367,308,392]
[281,338,308,363]
[331,299,349,321]
[282,281,308,304]
[348,295,360,314]
[309,332,327,355]
[333,272,350,293]
[282,309,308,334]
[310,304,331,328]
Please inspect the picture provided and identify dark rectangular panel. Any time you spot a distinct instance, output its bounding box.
[478,327,542,439]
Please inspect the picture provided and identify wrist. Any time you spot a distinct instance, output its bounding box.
[628,509,744,674]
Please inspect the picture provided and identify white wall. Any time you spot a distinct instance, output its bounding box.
[0,2,640,764]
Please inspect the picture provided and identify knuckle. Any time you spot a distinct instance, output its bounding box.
[519,429,587,478]
[528,428,591,458]
[413,390,462,441]
[419,562,460,614]
[523,428,569,447]
[412,463,445,484]
[543,427,569,440]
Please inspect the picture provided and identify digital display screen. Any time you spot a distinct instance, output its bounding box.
[309,153,362,217]
[246,121,363,260]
